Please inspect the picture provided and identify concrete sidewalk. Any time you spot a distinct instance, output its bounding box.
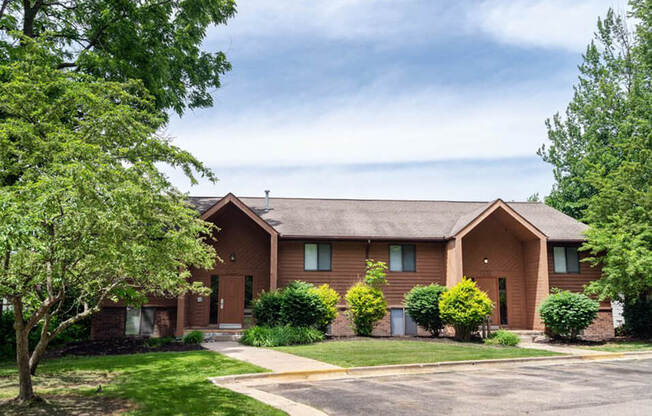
[520,342,607,355]
[203,341,341,372]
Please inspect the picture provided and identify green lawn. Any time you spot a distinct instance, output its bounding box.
[274,339,562,367]
[0,351,285,416]
[579,340,652,352]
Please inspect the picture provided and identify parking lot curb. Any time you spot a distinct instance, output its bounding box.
[210,350,651,387]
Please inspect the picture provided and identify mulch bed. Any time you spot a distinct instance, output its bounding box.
[45,338,203,359]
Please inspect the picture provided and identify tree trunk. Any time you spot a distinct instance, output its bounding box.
[15,325,35,402]
[29,334,50,376]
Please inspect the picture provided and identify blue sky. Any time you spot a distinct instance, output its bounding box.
[164,0,623,201]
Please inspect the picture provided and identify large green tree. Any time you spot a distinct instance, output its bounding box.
[539,1,651,301]
[0,44,217,403]
[0,0,236,115]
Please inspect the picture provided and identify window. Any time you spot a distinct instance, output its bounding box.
[125,307,141,336]
[209,275,219,324]
[391,308,418,336]
[553,246,580,273]
[304,243,331,271]
[244,275,254,311]
[498,277,508,325]
[125,307,155,336]
[389,244,416,272]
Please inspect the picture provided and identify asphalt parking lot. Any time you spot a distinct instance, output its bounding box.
[258,358,652,415]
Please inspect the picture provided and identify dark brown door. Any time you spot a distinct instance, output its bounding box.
[474,277,500,326]
[218,275,244,328]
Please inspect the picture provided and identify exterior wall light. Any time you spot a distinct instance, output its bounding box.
[229,253,236,262]
[483,257,489,264]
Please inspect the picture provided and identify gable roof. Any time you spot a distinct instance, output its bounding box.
[189,196,588,242]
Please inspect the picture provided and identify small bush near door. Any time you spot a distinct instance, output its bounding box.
[183,330,205,344]
[253,289,285,327]
[404,284,447,336]
[483,329,520,346]
[439,278,494,341]
[240,326,324,347]
[538,290,599,341]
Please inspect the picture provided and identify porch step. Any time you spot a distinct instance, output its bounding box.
[508,330,547,343]
[193,331,243,342]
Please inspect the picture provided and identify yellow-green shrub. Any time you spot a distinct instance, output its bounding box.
[312,284,340,332]
[345,282,387,336]
[439,278,494,341]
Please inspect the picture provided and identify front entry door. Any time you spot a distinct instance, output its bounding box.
[474,277,500,326]
[218,275,244,329]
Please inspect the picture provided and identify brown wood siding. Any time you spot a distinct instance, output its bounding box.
[278,240,445,306]
[462,215,530,329]
[547,243,609,308]
[187,203,271,327]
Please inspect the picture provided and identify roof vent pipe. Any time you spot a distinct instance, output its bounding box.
[264,190,270,211]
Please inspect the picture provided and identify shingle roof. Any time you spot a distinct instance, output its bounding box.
[189,196,588,241]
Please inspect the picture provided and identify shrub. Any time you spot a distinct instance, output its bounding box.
[622,296,652,338]
[0,310,90,359]
[253,289,284,327]
[345,282,387,336]
[182,330,204,345]
[240,326,324,347]
[483,329,520,346]
[312,284,339,332]
[538,290,599,340]
[364,259,388,288]
[439,278,494,341]
[145,336,175,348]
[404,284,447,336]
[280,281,327,328]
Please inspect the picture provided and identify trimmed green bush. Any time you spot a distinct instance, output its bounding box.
[280,281,327,328]
[345,282,387,336]
[539,290,599,340]
[623,296,652,338]
[253,289,284,327]
[240,326,324,347]
[439,278,494,341]
[404,284,447,336]
[312,284,340,332]
[483,329,520,346]
[182,330,204,345]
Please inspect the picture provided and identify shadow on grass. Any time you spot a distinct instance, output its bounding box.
[1,351,285,416]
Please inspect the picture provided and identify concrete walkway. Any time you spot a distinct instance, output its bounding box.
[520,342,607,356]
[203,341,341,372]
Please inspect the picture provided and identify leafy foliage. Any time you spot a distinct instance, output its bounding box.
[439,278,494,341]
[0,44,217,401]
[144,336,175,349]
[622,296,652,338]
[182,331,205,345]
[252,281,338,331]
[483,329,520,346]
[364,259,389,288]
[312,284,340,332]
[240,326,324,347]
[539,290,599,340]
[404,284,447,336]
[280,281,327,328]
[0,0,236,115]
[253,290,284,327]
[538,2,651,301]
[345,282,387,336]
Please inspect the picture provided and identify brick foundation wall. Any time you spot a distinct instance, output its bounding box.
[91,307,125,339]
[583,309,615,340]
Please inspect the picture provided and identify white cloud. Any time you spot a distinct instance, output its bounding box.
[468,0,624,52]
[167,83,569,168]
